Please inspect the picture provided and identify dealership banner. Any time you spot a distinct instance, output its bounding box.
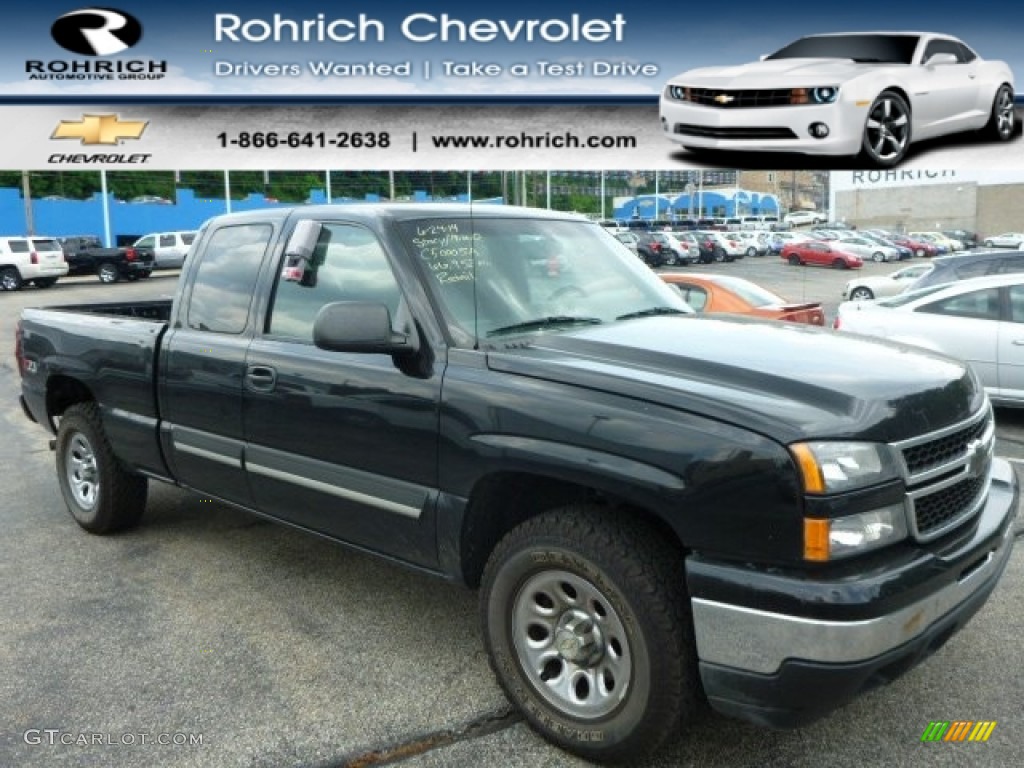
[0,1,1020,169]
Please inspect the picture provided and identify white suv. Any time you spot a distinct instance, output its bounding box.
[132,230,197,269]
[0,236,69,291]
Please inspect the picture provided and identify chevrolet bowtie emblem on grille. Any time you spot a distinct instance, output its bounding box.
[713,94,734,104]
[51,114,148,145]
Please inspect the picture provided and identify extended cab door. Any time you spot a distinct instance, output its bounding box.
[243,221,443,567]
[159,220,278,506]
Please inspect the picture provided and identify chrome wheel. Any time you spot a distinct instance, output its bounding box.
[0,267,22,291]
[98,263,119,283]
[850,287,874,300]
[994,86,1015,140]
[66,433,99,511]
[513,569,631,719]
[863,93,910,166]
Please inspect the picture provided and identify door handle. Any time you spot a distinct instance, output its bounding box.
[245,365,277,392]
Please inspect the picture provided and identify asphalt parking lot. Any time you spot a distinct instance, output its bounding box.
[1,267,1022,768]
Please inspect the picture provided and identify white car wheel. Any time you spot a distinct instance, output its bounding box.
[850,287,874,300]
[983,84,1015,141]
[872,252,885,263]
[861,91,911,168]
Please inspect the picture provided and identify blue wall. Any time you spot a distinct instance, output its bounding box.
[0,187,483,244]
[613,190,781,220]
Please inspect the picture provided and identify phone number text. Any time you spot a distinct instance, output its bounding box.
[215,132,391,149]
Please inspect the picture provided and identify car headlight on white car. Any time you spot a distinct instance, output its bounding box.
[790,86,841,104]
[666,85,688,100]
[790,441,908,561]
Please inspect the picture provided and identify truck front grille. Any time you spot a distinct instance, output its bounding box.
[893,406,994,542]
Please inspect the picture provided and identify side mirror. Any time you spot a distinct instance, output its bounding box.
[313,302,413,354]
[924,52,958,67]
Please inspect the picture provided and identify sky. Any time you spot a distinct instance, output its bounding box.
[0,1,1019,96]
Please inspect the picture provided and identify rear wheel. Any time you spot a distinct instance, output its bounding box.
[481,506,697,763]
[713,247,725,263]
[97,262,120,284]
[55,403,147,534]
[980,84,1015,142]
[0,267,23,291]
[850,286,874,300]
[872,251,885,263]
[746,246,757,258]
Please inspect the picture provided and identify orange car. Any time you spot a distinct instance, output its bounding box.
[660,272,825,325]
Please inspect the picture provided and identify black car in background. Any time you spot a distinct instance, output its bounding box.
[635,233,668,266]
[58,235,155,283]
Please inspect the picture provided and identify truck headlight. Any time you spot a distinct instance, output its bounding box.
[790,441,899,494]
[804,503,909,561]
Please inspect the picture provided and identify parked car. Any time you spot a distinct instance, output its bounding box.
[943,230,979,249]
[783,211,825,227]
[661,272,825,324]
[635,233,668,266]
[981,232,1024,249]
[835,272,1024,405]
[768,231,814,254]
[859,233,913,260]
[888,234,939,258]
[18,203,1017,761]
[697,231,746,262]
[613,231,640,256]
[131,230,197,269]
[661,32,1016,167]
[834,236,902,263]
[0,236,68,291]
[781,240,863,269]
[58,235,155,283]
[906,250,1024,291]
[910,231,963,252]
[733,231,771,257]
[842,263,935,300]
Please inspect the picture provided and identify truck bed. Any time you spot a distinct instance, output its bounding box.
[19,301,172,477]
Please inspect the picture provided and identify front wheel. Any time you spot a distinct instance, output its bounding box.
[97,262,120,284]
[746,246,757,258]
[872,251,885,263]
[833,258,849,269]
[787,254,801,266]
[481,506,697,762]
[55,403,147,533]
[981,84,1015,142]
[860,91,912,168]
[850,286,874,300]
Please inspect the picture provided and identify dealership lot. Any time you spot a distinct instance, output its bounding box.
[1,269,1022,768]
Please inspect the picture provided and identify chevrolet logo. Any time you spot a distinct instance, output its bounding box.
[713,94,734,105]
[51,114,148,145]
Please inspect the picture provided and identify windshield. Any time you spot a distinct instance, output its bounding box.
[767,34,920,64]
[399,216,691,344]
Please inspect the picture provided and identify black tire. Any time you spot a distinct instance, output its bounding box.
[0,266,23,291]
[97,262,121,284]
[849,286,874,300]
[55,403,147,534]
[860,90,912,168]
[33,278,58,288]
[980,84,1015,142]
[787,254,801,266]
[833,258,848,270]
[481,506,697,763]
[713,247,725,263]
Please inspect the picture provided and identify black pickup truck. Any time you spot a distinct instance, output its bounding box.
[16,205,1017,762]
[58,235,154,283]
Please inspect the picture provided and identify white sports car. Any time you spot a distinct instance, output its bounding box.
[660,32,1016,167]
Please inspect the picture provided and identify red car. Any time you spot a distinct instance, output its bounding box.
[889,235,938,258]
[781,240,862,269]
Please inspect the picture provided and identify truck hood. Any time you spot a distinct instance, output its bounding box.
[485,315,982,444]
[670,58,893,88]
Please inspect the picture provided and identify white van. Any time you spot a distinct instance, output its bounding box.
[0,236,69,291]
[132,230,197,269]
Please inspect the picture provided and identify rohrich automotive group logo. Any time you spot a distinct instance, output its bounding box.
[26,7,165,82]
[51,8,143,56]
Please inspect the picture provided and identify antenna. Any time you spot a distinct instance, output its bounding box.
[470,193,479,349]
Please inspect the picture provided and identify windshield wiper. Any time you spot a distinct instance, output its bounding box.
[486,316,603,337]
[616,307,688,321]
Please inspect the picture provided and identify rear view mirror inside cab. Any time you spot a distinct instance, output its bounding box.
[282,220,323,285]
